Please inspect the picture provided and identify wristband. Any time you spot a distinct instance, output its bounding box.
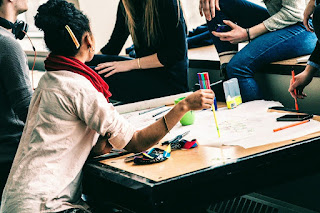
[246,28,251,43]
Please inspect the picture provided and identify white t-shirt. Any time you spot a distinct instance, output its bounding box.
[0,71,136,213]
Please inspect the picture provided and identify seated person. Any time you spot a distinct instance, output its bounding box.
[126,24,214,57]
[0,0,215,212]
[289,0,320,99]
[204,0,317,102]
[0,0,32,197]
[86,0,189,104]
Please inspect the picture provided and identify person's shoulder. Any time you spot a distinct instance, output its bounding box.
[41,71,101,96]
[0,31,24,57]
[0,30,18,48]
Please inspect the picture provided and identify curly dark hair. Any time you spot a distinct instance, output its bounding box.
[34,0,90,56]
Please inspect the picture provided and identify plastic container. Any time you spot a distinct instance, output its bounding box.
[223,78,242,109]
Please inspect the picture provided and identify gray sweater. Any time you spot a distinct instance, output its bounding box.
[263,0,306,31]
[0,27,32,164]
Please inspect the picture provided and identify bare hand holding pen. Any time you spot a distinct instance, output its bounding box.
[288,65,317,99]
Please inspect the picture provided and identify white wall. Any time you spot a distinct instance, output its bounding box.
[78,0,131,54]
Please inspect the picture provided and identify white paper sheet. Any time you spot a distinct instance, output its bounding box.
[121,100,320,149]
[115,92,192,114]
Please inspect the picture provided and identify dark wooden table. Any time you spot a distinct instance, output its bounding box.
[83,116,320,213]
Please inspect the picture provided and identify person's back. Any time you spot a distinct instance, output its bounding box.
[1,71,111,212]
[0,2,32,196]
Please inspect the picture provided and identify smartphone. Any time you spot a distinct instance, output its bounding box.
[207,19,232,32]
[276,114,313,122]
[215,24,232,32]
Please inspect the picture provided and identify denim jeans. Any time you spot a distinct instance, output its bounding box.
[208,0,317,102]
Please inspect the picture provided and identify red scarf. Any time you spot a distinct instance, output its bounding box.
[45,54,112,101]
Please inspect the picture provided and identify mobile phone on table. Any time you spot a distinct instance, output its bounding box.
[276,114,313,122]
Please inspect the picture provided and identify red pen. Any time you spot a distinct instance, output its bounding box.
[291,70,299,111]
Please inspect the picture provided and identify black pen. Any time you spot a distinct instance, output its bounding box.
[152,108,170,117]
[139,105,166,115]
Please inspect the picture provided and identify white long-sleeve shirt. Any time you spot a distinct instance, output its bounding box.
[263,0,306,31]
[0,71,136,213]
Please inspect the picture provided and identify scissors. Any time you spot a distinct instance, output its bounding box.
[161,130,190,145]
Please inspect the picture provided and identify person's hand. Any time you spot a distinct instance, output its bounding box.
[199,0,220,21]
[95,60,135,78]
[288,69,314,99]
[303,0,316,32]
[182,89,215,111]
[212,20,247,44]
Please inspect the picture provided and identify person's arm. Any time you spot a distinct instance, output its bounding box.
[155,0,188,68]
[0,39,33,123]
[96,54,163,78]
[212,20,268,44]
[125,89,214,152]
[288,64,317,99]
[212,0,306,44]
[76,85,214,155]
[100,1,130,55]
[199,0,220,21]
[303,0,316,32]
[288,41,320,99]
[263,0,305,32]
[95,0,187,77]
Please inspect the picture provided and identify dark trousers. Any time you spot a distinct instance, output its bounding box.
[57,208,89,213]
[0,162,13,198]
[86,54,188,104]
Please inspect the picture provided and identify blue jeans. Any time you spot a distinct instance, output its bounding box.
[208,0,317,102]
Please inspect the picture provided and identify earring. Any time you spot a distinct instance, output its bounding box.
[89,46,95,53]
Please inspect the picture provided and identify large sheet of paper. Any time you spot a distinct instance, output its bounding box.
[121,100,320,148]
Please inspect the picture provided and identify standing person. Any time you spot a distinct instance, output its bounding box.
[86,0,189,103]
[203,0,317,102]
[0,0,215,212]
[199,0,220,21]
[0,0,32,197]
[289,0,320,99]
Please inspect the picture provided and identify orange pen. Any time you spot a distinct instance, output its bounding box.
[291,70,299,111]
[273,119,310,132]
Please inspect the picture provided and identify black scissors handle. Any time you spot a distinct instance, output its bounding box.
[161,131,190,145]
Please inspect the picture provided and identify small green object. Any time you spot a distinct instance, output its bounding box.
[174,97,195,126]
